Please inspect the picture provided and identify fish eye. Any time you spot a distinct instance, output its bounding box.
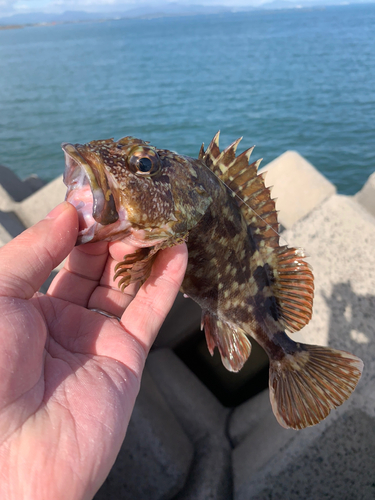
[138,157,153,172]
[128,147,161,177]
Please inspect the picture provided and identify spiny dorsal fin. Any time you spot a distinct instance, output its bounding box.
[204,131,221,173]
[203,132,250,179]
[202,134,278,246]
[198,142,205,160]
[202,134,315,333]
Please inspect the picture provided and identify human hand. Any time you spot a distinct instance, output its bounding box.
[0,202,188,500]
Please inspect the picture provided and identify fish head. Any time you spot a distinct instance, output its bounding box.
[62,136,212,246]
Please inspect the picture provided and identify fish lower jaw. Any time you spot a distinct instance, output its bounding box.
[76,219,132,244]
[65,186,131,244]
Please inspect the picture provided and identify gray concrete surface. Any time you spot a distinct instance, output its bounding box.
[0,183,16,212]
[22,174,45,193]
[355,170,375,218]
[0,164,42,202]
[147,349,232,500]
[95,369,194,500]
[0,210,26,246]
[232,391,375,500]
[259,150,336,229]
[284,193,375,352]
[14,174,66,227]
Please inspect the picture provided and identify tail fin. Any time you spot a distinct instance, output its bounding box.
[269,344,363,430]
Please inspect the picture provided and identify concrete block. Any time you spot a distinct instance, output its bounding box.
[233,393,375,500]
[0,183,16,212]
[22,174,45,193]
[15,174,66,227]
[354,170,375,218]
[154,292,201,349]
[0,224,12,246]
[260,151,336,229]
[147,349,232,500]
[281,194,375,379]
[0,211,25,246]
[232,402,295,499]
[0,164,38,202]
[229,389,274,447]
[94,368,193,500]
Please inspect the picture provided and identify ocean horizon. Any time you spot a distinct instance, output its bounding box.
[0,3,374,195]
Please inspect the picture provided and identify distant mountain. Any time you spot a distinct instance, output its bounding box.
[0,4,237,25]
[0,10,106,25]
[261,0,299,9]
[262,0,375,7]
[0,1,371,26]
[122,3,234,18]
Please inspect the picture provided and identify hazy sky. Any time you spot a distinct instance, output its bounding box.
[0,0,276,17]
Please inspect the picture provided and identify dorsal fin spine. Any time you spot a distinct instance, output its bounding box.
[223,137,243,158]
[206,131,220,155]
[202,136,313,335]
[239,146,255,161]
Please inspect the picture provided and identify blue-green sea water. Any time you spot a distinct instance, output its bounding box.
[0,4,374,194]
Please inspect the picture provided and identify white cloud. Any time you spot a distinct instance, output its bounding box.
[0,0,16,8]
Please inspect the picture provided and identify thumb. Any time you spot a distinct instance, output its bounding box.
[0,202,78,299]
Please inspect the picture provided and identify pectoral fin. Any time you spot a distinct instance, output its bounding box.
[201,310,252,372]
[114,248,158,291]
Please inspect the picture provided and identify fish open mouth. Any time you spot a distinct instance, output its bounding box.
[62,143,131,244]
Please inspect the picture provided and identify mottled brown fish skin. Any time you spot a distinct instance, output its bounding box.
[179,154,298,367]
[62,134,364,430]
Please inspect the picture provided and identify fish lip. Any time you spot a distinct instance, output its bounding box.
[62,142,119,226]
[62,142,131,244]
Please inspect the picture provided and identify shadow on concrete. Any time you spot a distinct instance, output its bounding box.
[0,210,25,238]
[39,270,58,294]
[0,164,44,201]
[323,280,375,361]
[174,330,269,407]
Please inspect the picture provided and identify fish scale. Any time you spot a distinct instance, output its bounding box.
[62,132,363,430]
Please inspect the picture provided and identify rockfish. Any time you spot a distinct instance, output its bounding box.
[62,133,363,429]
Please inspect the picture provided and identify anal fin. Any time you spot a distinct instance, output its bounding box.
[201,310,252,372]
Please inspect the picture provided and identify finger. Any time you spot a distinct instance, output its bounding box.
[48,239,139,307]
[121,243,188,352]
[108,239,141,262]
[0,202,78,299]
[47,241,109,306]
[87,259,140,318]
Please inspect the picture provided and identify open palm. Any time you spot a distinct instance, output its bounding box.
[0,203,187,500]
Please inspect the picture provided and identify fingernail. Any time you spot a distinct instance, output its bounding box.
[45,202,69,220]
